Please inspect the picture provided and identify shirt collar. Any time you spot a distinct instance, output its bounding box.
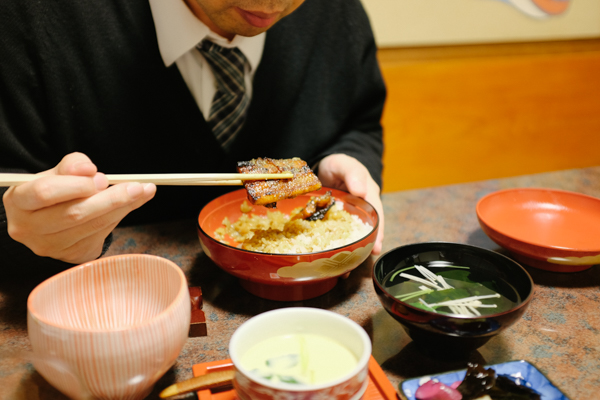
[148,0,265,70]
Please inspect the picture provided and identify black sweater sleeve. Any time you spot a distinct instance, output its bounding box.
[312,27,385,187]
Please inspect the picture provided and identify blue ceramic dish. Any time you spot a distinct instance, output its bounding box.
[401,360,570,400]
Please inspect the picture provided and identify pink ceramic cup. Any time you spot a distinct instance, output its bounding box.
[229,307,372,400]
[27,254,190,400]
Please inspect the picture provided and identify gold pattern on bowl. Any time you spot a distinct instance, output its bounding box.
[277,243,374,279]
[547,254,600,265]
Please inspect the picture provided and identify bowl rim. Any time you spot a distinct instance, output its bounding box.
[372,241,535,320]
[476,187,600,253]
[27,254,189,333]
[229,307,372,392]
[197,187,379,256]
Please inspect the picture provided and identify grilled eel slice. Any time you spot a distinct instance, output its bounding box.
[237,157,322,207]
[292,191,335,221]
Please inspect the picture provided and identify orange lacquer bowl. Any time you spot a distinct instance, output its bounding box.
[197,188,378,301]
[477,188,600,272]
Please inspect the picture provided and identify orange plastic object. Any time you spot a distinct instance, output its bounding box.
[477,188,600,272]
[192,356,398,400]
[197,188,378,301]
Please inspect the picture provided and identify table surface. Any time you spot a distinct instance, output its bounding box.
[1,166,599,400]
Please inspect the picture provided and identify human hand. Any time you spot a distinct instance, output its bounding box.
[2,152,156,264]
[317,154,384,255]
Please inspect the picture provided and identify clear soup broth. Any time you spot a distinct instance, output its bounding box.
[382,260,521,317]
[240,333,358,385]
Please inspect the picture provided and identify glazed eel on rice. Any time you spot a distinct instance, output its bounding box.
[237,157,322,208]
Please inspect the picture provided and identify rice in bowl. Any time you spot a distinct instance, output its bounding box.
[214,200,373,254]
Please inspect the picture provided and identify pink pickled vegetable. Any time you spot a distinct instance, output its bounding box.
[450,381,461,389]
[415,380,462,400]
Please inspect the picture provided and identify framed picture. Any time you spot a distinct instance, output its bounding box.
[361,0,600,47]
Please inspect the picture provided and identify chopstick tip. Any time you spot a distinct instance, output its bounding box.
[159,384,179,398]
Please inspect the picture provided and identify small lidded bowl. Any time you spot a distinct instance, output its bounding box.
[27,254,191,400]
[229,307,372,400]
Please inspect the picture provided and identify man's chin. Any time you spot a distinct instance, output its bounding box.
[228,24,271,38]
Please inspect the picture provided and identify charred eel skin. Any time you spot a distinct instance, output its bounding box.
[237,157,322,207]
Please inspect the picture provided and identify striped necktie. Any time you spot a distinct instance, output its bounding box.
[197,40,250,150]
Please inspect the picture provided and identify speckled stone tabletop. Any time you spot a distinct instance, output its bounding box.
[1,167,599,400]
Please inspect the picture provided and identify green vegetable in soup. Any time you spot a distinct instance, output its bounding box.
[385,265,519,317]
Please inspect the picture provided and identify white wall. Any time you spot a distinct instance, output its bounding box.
[361,0,600,47]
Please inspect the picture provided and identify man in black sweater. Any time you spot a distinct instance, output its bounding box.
[0,0,386,270]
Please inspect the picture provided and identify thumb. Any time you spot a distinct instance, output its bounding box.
[343,167,368,199]
[319,154,368,197]
[54,152,98,177]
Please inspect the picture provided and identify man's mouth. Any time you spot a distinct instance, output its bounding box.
[236,8,281,28]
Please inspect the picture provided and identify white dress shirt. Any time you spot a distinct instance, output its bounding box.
[148,0,265,120]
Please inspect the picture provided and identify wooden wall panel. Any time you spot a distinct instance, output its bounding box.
[378,40,600,193]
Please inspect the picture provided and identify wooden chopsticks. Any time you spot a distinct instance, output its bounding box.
[0,172,294,187]
[159,369,235,398]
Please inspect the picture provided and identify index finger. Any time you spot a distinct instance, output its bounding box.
[10,174,108,211]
